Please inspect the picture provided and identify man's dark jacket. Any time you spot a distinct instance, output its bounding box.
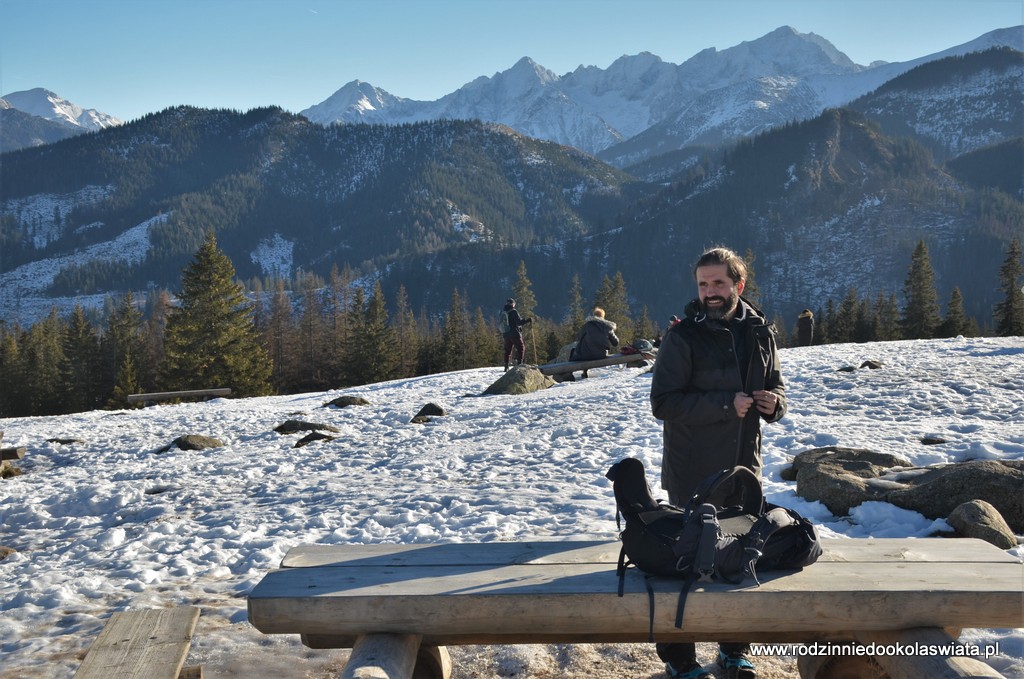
[650,296,786,500]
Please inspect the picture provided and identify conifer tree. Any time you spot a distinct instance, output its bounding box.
[296,273,329,390]
[108,350,141,409]
[594,271,633,343]
[61,305,103,413]
[873,293,902,342]
[103,292,144,406]
[563,274,585,345]
[512,260,537,319]
[994,238,1024,336]
[23,309,66,415]
[0,328,24,416]
[263,280,297,391]
[392,285,419,378]
[439,289,470,372]
[900,240,941,339]
[350,281,399,385]
[939,287,968,338]
[158,233,272,396]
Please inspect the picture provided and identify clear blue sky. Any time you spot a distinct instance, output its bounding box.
[2,0,1021,122]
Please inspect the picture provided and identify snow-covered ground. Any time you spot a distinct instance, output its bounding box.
[0,337,1021,678]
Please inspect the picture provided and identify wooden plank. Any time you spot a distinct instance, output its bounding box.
[538,352,649,375]
[74,607,200,679]
[127,389,231,404]
[279,538,1021,569]
[247,557,1022,644]
[1,446,26,460]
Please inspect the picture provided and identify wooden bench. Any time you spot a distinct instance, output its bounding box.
[537,352,651,378]
[74,606,202,679]
[247,538,1022,679]
[127,388,232,405]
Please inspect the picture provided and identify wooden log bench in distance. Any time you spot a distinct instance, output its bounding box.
[74,606,202,679]
[127,389,232,405]
[247,538,1022,679]
[537,352,651,378]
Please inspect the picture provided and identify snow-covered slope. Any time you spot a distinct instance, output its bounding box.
[1,88,122,131]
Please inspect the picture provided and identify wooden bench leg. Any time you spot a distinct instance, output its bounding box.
[342,634,451,679]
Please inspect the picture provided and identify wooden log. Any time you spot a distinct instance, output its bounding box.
[74,606,200,679]
[127,389,231,404]
[178,667,204,679]
[0,447,26,460]
[537,352,649,376]
[341,634,422,679]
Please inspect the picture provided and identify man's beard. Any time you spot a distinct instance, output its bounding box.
[702,291,739,320]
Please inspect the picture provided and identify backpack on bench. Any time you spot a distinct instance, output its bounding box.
[605,457,822,637]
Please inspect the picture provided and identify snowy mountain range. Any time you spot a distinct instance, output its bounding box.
[300,25,1024,165]
[0,26,1021,329]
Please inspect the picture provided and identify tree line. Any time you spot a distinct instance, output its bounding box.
[1,236,1021,418]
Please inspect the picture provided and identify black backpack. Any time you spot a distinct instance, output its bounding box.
[605,457,822,637]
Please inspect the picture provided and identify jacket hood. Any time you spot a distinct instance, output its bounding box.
[586,315,617,330]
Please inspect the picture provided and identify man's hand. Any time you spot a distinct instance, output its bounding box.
[752,389,779,415]
[733,392,754,417]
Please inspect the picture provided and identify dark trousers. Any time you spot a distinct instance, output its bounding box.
[503,333,525,365]
[657,487,749,666]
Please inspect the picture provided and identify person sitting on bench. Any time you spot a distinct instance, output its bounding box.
[571,307,619,378]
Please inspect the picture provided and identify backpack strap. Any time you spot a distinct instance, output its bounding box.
[740,506,799,585]
[694,504,719,582]
[688,466,763,515]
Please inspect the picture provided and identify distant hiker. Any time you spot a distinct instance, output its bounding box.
[650,246,787,679]
[653,316,679,348]
[796,309,814,346]
[500,298,532,371]
[571,307,619,378]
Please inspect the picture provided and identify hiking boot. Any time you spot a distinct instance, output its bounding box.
[718,650,756,679]
[665,661,710,679]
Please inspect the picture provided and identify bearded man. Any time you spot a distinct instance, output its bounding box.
[648,246,787,679]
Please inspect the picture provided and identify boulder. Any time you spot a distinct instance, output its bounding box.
[947,500,1018,550]
[158,435,224,453]
[274,420,341,435]
[483,365,556,396]
[295,431,337,447]
[788,448,1024,534]
[885,460,1024,533]
[324,395,370,408]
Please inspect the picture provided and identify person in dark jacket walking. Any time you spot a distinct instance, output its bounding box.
[649,247,787,679]
[572,307,619,378]
[500,298,531,371]
[796,309,814,346]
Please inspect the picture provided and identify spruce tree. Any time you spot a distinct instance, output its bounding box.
[594,272,633,343]
[939,287,968,338]
[439,289,470,372]
[351,281,399,384]
[900,240,941,339]
[0,328,24,417]
[61,305,103,413]
[563,274,585,345]
[103,292,144,407]
[392,285,420,377]
[512,260,537,320]
[994,238,1024,336]
[158,233,272,396]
